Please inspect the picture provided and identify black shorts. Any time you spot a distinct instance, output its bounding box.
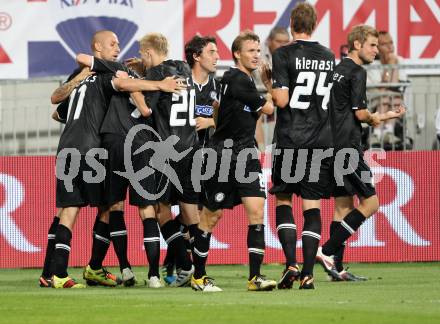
[102,133,156,207]
[332,149,376,198]
[269,147,333,200]
[155,149,199,205]
[56,154,105,208]
[202,150,266,211]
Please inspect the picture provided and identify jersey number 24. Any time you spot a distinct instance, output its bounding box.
[290,71,333,110]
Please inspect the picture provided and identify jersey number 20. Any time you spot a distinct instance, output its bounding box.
[170,89,196,127]
[290,72,332,110]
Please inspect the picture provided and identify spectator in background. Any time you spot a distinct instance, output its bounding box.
[367,31,407,84]
[254,27,290,151]
[366,31,408,148]
[340,44,349,59]
[435,107,440,149]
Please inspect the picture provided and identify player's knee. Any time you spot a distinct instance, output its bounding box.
[276,194,291,207]
[360,195,379,217]
[207,210,223,230]
[109,201,124,211]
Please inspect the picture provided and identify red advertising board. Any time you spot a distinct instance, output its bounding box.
[0,151,439,268]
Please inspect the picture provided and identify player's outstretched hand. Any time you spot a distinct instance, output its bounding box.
[115,70,129,79]
[259,62,272,90]
[369,112,382,127]
[386,105,407,119]
[195,117,214,131]
[159,76,187,94]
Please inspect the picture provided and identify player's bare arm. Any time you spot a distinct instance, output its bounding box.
[260,93,274,115]
[355,109,381,127]
[112,75,186,94]
[195,117,215,131]
[271,88,289,108]
[130,91,152,117]
[50,67,94,104]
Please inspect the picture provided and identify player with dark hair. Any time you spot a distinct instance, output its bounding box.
[160,35,220,284]
[266,2,336,289]
[316,25,405,280]
[191,31,276,292]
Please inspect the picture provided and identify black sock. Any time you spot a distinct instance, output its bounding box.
[301,208,321,278]
[41,216,59,278]
[161,220,192,271]
[109,210,130,271]
[174,216,192,256]
[192,226,211,279]
[89,220,110,270]
[188,224,198,250]
[143,218,160,278]
[330,221,345,272]
[247,224,265,280]
[275,205,297,268]
[52,224,72,278]
[322,209,365,256]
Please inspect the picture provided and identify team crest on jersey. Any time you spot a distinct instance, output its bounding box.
[210,91,217,100]
[215,192,225,202]
[243,105,251,112]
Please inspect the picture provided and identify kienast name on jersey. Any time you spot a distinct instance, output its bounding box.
[295,57,334,71]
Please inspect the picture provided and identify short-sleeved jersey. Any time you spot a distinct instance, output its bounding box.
[143,60,198,153]
[56,67,83,123]
[194,74,218,147]
[100,92,152,145]
[91,57,152,144]
[57,73,115,154]
[211,67,266,152]
[272,40,335,148]
[330,58,368,150]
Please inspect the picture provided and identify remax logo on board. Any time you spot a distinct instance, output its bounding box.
[28,0,139,77]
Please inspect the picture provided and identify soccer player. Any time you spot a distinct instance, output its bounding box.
[74,50,185,288]
[40,31,119,288]
[161,35,220,284]
[316,25,405,279]
[51,31,183,289]
[191,31,276,292]
[138,33,199,287]
[267,2,336,289]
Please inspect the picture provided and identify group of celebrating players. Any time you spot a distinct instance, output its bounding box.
[39,2,405,291]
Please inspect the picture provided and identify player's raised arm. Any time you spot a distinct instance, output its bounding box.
[50,67,94,104]
[112,75,186,94]
[129,91,152,117]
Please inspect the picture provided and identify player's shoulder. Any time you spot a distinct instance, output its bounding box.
[161,59,191,77]
[222,67,251,84]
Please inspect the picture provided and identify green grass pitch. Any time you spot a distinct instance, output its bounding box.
[1,263,439,324]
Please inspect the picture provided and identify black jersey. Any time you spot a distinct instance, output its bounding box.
[90,57,152,144]
[211,67,266,152]
[330,58,368,151]
[272,40,335,148]
[100,92,152,145]
[57,73,115,154]
[56,67,83,123]
[143,60,198,153]
[194,74,218,147]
